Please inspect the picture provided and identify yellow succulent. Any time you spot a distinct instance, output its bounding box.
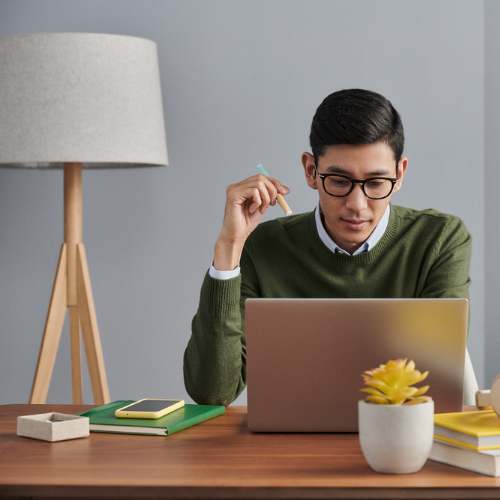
[361,358,432,405]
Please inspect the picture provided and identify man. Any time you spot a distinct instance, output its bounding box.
[184,89,472,406]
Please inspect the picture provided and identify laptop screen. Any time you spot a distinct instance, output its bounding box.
[246,298,467,432]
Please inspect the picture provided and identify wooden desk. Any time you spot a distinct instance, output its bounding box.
[1,404,500,499]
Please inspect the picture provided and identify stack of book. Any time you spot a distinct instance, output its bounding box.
[429,410,500,476]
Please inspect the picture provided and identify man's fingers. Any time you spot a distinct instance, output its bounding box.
[226,174,289,216]
[278,185,290,195]
[249,188,262,214]
[228,177,271,206]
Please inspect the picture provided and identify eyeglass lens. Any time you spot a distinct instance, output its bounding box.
[323,176,393,199]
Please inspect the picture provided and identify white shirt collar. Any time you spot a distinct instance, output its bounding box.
[314,201,390,256]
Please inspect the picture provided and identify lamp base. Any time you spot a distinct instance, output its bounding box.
[29,242,110,405]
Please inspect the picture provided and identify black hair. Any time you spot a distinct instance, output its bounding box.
[309,89,404,163]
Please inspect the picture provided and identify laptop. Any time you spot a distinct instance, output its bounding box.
[245,298,468,432]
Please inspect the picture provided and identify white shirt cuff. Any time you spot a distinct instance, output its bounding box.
[209,263,241,280]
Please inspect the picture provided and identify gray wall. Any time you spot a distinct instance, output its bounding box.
[0,0,488,405]
[485,0,500,388]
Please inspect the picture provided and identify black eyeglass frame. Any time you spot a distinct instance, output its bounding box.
[315,167,399,200]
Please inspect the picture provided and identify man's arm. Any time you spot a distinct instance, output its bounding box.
[420,215,476,403]
[183,175,289,406]
[183,249,262,406]
[183,272,247,406]
[420,215,472,300]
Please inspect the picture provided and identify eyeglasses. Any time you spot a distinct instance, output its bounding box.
[316,169,398,200]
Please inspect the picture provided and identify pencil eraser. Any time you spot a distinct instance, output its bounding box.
[286,211,292,216]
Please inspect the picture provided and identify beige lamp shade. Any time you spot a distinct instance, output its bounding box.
[0,32,168,168]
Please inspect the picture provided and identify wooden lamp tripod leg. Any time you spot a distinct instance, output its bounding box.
[69,305,83,404]
[30,163,110,405]
[77,243,110,405]
[29,245,68,404]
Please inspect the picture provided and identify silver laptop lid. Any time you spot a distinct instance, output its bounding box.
[246,298,468,432]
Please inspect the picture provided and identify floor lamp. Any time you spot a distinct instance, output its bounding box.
[0,33,168,405]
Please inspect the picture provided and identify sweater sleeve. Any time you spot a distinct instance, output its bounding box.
[183,271,245,406]
[420,215,472,337]
[421,216,472,300]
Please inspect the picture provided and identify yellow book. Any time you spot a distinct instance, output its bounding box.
[434,410,500,450]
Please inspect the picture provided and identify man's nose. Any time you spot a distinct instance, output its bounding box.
[345,183,368,212]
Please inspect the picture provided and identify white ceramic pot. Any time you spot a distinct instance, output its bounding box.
[358,399,434,474]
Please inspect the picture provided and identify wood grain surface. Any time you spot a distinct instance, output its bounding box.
[1,404,500,499]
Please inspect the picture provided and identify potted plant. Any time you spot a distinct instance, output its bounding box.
[358,358,434,474]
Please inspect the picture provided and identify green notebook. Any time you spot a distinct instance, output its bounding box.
[77,400,225,436]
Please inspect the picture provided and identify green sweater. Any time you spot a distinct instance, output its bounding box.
[184,204,472,406]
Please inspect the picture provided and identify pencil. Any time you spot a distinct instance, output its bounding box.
[257,165,292,216]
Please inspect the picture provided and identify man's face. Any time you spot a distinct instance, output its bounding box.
[302,143,408,254]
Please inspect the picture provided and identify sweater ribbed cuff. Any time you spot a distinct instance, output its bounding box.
[202,271,242,317]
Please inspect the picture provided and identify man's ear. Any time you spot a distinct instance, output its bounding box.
[393,157,408,194]
[302,152,318,190]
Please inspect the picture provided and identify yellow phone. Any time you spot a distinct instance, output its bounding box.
[115,399,185,419]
